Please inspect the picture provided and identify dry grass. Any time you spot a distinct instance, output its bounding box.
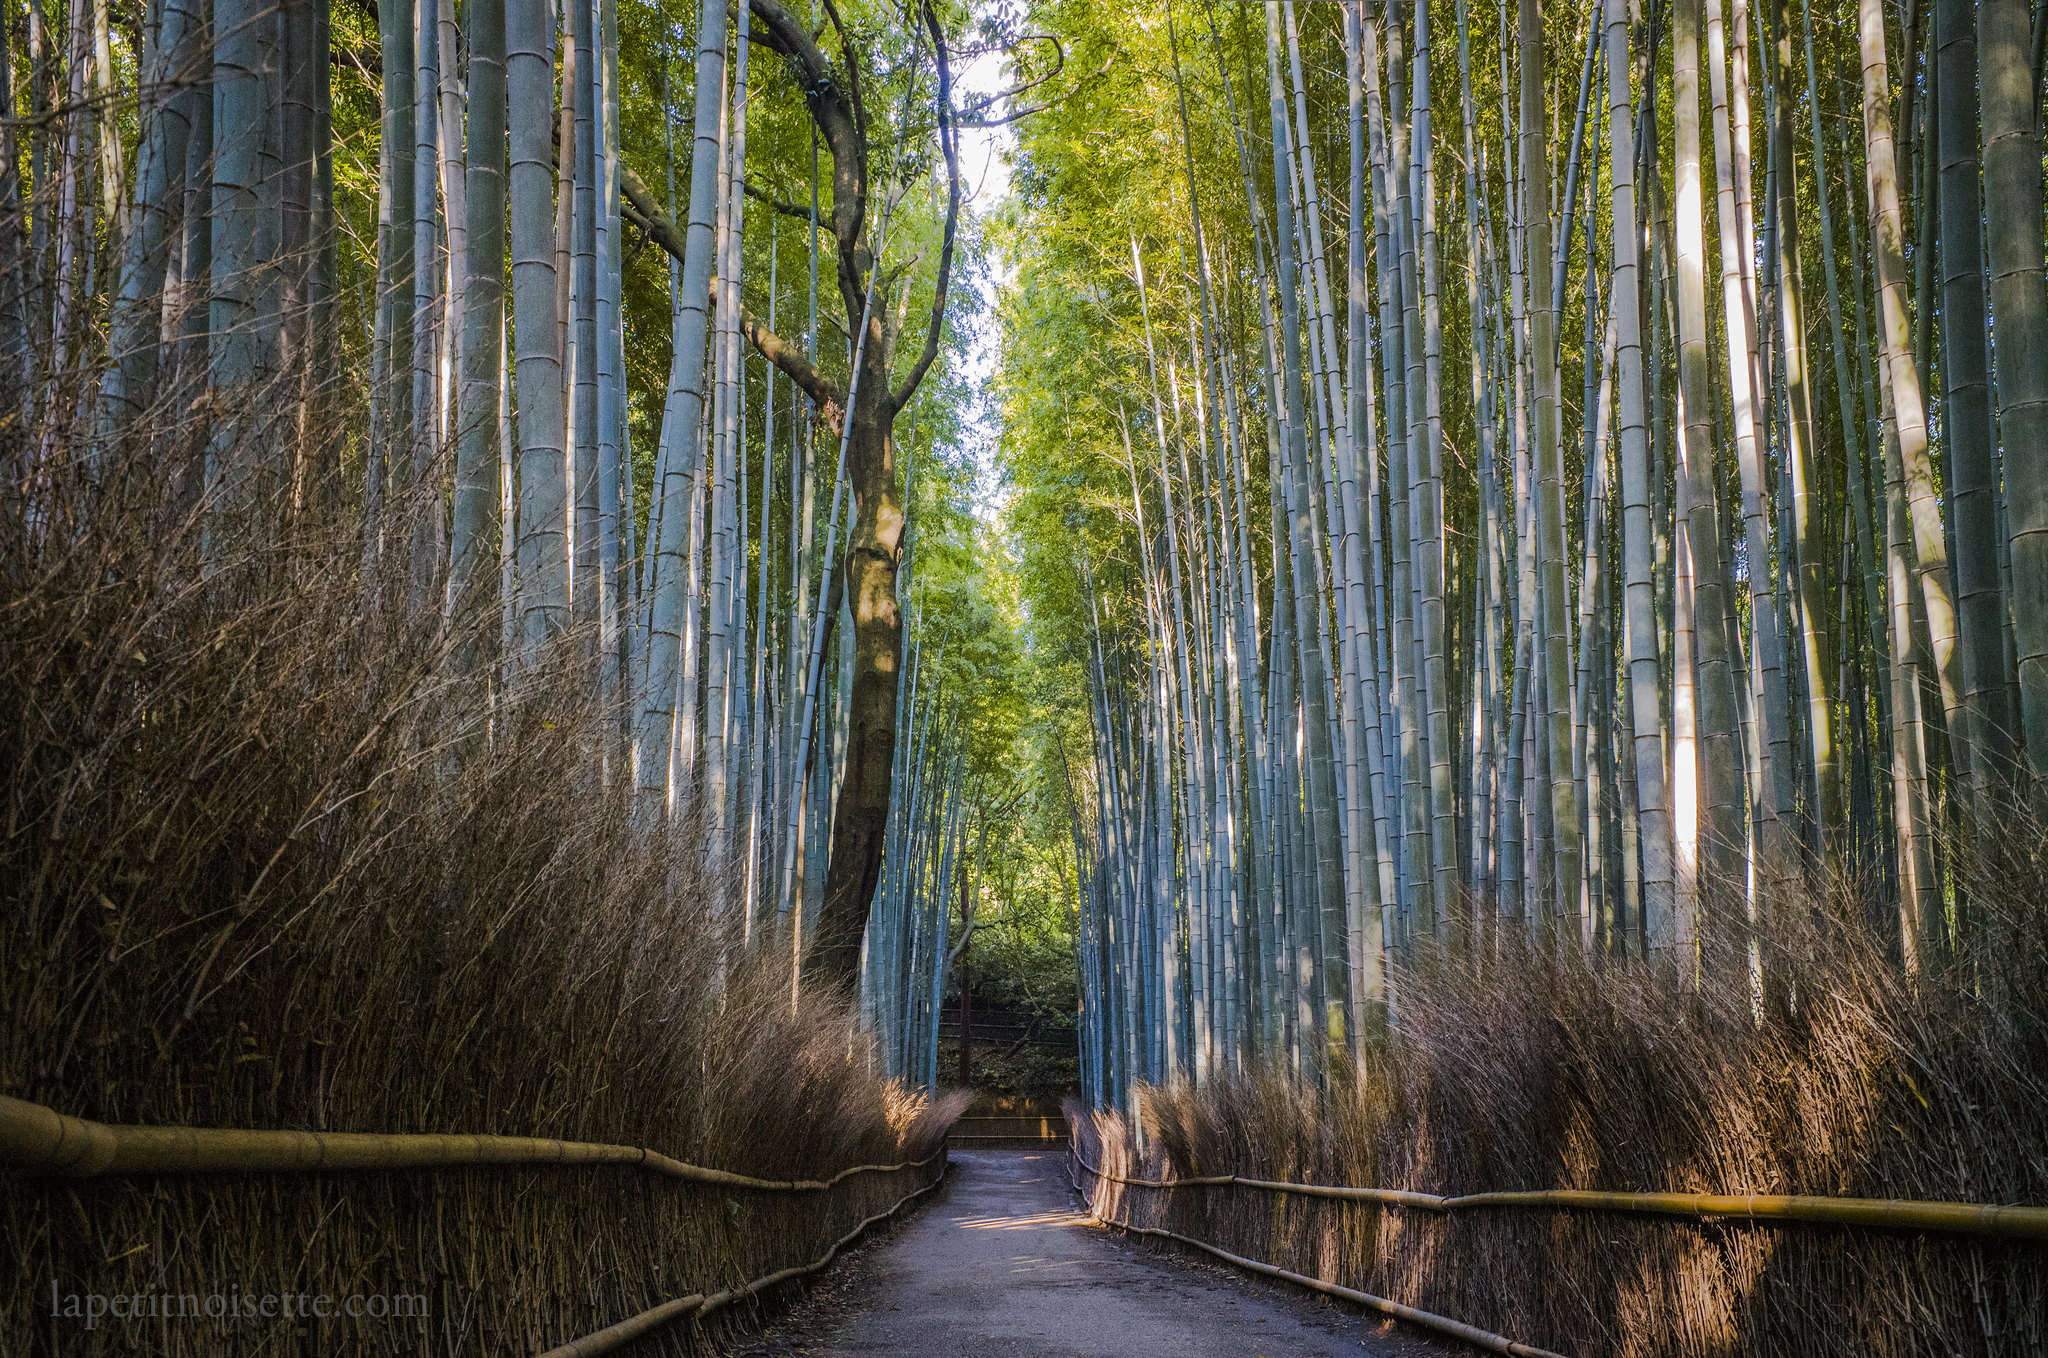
[1074,873,2048,1356]
[1,389,957,1354]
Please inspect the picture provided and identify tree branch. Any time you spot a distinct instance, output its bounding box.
[819,0,869,151]
[619,160,845,422]
[897,43,1107,137]
[893,1,962,411]
[739,310,845,425]
[742,176,836,233]
[953,33,1065,120]
[617,163,686,258]
[953,102,1051,130]
[748,0,869,323]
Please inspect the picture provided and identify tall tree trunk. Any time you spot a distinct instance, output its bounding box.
[508,0,568,660]
[1673,0,1745,943]
[99,0,199,430]
[1602,0,1675,956]
[1976,0,2048,797]
[1520,0,1583,935]
[729,0,961,994]
[1771,0,1841,862]
[1859,0,1949,961]
[452,0,506,627]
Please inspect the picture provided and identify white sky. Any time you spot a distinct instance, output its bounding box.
[958,47,1018,208]
[951,43,1019,517]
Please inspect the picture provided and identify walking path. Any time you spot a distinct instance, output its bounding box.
[741,1149,1444,1357]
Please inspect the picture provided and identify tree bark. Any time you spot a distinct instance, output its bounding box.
[737,0,961,992]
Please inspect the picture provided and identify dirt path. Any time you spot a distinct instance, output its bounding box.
[738,1148,1447,1358]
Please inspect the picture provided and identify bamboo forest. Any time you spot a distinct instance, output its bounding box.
[5,0,2047,1350]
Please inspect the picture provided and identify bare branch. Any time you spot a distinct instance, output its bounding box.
[619,160,846,421]
[742,177,837,234]
[893,1,963,411]
[617,163,688,259]
[953,102,1051,129]
[738,310,846,425]
[901,47,1114,135]
[953,33,1065,119]
[749,0,870,322]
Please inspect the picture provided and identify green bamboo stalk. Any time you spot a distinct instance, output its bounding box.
[452,0,506,630]
[1602,0,1675,953]
[1674,0,1746,939]
[1932,0,2014,821]
[633,0,728,799]
[96,0,198,432]
[1977,0,2048,797]
[1521,0,1584,936]
[207,0,273,507]
[1858,0,1948,959]
[1708,0,1794,906]
[409,0,443,610]
[1267,0,1347,1063]
[1769,0,1842,862]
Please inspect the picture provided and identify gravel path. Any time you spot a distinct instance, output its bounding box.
[736,1148,1447,1358]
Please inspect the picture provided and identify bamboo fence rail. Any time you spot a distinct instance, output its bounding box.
[536,1164,948,1357]
[1065,1146,1565,1358]
[1066,1144,2048,1241]
[3,1092,953,1354]
[0,1094,938,1189]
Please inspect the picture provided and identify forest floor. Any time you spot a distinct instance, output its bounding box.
[734,1149,1449,1357]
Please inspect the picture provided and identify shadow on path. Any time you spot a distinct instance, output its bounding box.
[739,1148,1449,1357]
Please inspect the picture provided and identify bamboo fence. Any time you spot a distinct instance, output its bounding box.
[2,1094,953,1356]
[1065,1146,1566,1358]
[1066,1141,2048,1242]
[0,1095,938,1191]
[1068,1109,2048,1356]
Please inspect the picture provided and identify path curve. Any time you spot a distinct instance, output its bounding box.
[743,1148,1448,1357]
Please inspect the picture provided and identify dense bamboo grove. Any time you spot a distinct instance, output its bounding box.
[997,0,2048,1110]
[9,0,2048,1163]
[0,0,1059,1085]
